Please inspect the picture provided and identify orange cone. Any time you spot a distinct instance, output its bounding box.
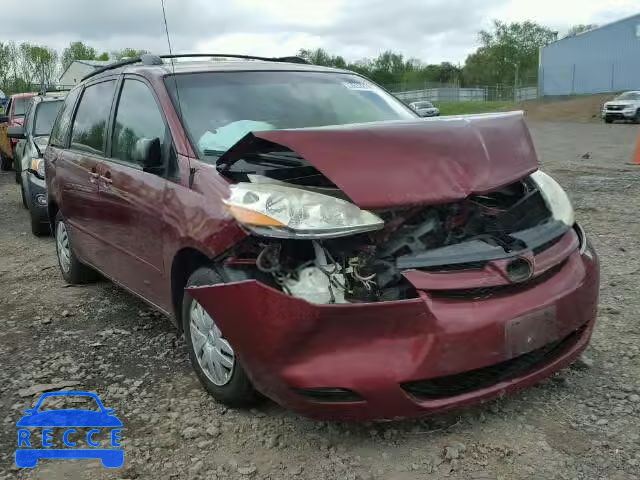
[634,129,640,165]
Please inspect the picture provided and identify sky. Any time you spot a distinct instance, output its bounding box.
[2,0,639,65]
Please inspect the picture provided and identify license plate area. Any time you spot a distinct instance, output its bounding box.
[505,306,560,358]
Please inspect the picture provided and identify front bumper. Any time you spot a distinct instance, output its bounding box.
[24,172,48,221]
[602,109,636,119]
[189,229,599,421]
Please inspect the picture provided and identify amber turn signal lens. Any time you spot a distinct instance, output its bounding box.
[227,205,285,227]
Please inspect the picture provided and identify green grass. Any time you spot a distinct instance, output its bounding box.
[435,101,517,116]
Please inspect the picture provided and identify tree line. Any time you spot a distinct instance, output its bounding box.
[0,41,148,94]
[298,21,564,89]
[1,20,588,95]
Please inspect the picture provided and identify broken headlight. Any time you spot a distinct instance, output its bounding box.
[530,170,575,227]
[225,183,384,239]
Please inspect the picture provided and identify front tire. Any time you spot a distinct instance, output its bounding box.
[54,211,97,283]
[30,207,50,236]
[604,117,613,124]
[182,267,258,407]
[19,181,27,209]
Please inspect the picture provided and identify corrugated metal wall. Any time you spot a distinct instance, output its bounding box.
[540,13,640,96]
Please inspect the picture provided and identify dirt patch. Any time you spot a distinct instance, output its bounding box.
[523,94,619,123]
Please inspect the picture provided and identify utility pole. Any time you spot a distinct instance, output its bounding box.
[513,63,519,102]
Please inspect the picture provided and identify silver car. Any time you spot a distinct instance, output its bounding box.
[602,91,640,124]
[409,101,440,117]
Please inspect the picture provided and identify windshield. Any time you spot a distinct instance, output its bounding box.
[13,97,29,116]
[615,92,640,101]
[34,100,63,136]
[165,71,415,159]
[414,101,433,108]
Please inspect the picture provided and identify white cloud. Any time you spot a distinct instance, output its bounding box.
[2,0,637,64]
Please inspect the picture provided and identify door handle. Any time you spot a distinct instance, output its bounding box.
[100,172,112,184]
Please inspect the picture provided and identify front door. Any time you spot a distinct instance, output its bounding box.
[57,80,118,268]
[93,78,171,308]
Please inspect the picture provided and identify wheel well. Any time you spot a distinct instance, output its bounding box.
[171,248,211,330]
[47,198,59,230]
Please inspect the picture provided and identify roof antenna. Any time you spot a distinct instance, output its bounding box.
[161,0,197,188]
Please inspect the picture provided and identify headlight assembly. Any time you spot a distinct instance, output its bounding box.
[30,158,45,179]
[530,170,575,227]
[224,183,384,239]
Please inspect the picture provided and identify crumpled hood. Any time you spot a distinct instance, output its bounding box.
[223,111,539,209]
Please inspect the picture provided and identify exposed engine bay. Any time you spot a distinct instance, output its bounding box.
[218,147,568,304]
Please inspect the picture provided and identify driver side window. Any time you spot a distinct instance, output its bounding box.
[111,79,166,166]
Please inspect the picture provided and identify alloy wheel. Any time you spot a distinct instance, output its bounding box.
[56,221,71,273]
[189,299,235,386]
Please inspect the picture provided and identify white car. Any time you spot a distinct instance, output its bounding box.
[409,101,440,117]
[602,91,640,123]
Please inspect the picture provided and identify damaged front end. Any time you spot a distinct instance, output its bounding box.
[187,112,599,420]
[213,113,574,305]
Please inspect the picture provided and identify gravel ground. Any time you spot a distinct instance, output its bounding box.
[1,121,639,480]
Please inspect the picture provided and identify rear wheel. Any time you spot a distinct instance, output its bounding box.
[634,109,640,124]
[604,117,613,124]
[0,153,10,171]
[54,211,97,283]
[182,266,259,407]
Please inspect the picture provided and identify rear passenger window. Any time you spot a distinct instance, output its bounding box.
[50,88,81,148]
[111,79,166,165]
[70,80,116,154]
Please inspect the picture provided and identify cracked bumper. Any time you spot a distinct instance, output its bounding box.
[189,235,599,421]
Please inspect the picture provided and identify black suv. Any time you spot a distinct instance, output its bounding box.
[9,92,65,235]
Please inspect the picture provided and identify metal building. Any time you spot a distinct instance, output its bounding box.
[539,13,640,96]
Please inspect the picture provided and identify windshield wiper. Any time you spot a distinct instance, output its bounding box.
[203,149,225,157]
[218,151,306,173]
[243,152,304,167]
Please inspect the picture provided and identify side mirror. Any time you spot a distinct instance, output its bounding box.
[0,115,8,123]
[133,137,163,173]
[8,125,25,139]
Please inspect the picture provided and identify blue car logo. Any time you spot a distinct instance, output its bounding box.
[15,391,123,468]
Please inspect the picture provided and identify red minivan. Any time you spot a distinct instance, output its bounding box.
[46,54,599,421]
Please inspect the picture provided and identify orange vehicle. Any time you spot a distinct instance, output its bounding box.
[0,92,36,170]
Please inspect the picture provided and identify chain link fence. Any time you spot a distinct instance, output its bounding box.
[384,81,539,104]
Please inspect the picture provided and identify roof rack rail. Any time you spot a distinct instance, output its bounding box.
[37,86,71,96]
[80,57,142,82]
[80,53,310,82]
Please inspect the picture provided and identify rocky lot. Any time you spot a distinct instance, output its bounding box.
[1,121,639,480]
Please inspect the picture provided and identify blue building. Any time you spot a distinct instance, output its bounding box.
[539,13,640,96]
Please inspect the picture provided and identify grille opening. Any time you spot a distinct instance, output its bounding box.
[429,260,567,300]
[401,325,586,400]
[294,387,364,403]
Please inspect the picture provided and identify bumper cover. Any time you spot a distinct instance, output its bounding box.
[604,110,636,119]
[25,173,48,220]
[189,234,599,421]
